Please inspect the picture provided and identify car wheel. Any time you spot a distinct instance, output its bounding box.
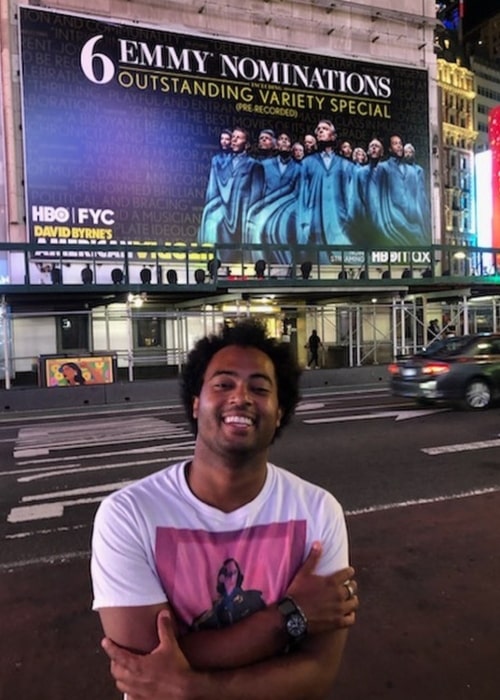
[462,379,492,410]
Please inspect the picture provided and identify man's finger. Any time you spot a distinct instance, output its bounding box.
[331,566,355,585]
[156,608,177,647]
[101,638,138,672]
[298,541,323,575]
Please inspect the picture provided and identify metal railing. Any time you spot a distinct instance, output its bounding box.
[0,241,499,291]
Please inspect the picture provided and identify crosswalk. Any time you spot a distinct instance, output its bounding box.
[13,415,191,458]
[3,415,195,545]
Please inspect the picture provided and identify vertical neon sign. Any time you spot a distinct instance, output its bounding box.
[490,106,500,251]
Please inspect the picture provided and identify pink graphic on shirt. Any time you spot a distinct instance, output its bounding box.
[155,520,306,633]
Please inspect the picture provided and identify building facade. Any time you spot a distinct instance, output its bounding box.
[436,58,477,248]
[1,0,499,387]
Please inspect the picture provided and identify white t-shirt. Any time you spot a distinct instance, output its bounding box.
[91,461,348,633]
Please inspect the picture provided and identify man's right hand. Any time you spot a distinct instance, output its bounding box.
[285,542,359,634]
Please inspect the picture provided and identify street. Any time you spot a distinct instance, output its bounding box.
[1,386,499,698]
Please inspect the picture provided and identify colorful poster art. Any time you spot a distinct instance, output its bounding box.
[41,355,116,388]
[19,8,431,264]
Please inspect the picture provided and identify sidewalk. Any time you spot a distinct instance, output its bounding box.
[0,365,389,414]
[1,490,498,699]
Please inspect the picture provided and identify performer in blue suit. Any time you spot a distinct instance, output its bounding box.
[347,138,385,246]
[197,129,233,246]
[403,143,431,241]
[376,134,430,245]
[297,120,353,260]
[246,132,302,263]
[199,127,264,261]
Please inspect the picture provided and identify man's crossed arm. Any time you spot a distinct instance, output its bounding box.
[98,542,359,699]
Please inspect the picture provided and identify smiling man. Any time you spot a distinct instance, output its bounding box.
[91,319,358,700]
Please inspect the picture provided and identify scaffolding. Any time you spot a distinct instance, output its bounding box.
[2,293,500,387]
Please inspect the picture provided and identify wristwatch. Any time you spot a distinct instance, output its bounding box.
[278,596,308,646]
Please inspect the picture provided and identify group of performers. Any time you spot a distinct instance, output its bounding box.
[198,119,431,263]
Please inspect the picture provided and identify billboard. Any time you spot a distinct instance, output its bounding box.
[19,7,431,264]
[490,106,500,251]
[475,150,492,249]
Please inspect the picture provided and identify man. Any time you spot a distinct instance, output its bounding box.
[246,131,302,264]
[291,141,305,161]
[376,133,430,245]
[306,329,323,369]
[255,128,277,160]
[338,140,353,161]
[403,143,431,238]
[348,137,385,246]
[303,133,317,155]
[298,119,353,259]
[197,129,233,245]
[198,127,264,261]
[92,319,358,699]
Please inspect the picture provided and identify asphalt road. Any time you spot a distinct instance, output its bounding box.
[1,387,499,699]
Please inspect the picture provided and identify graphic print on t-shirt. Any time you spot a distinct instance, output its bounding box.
[192,557,266,629]
[155,519,306,633]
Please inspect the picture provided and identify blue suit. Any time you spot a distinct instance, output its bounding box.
[347,160,385,246]
[376,156,430,245]
[298,151,352,259]
[199,152,264,261]
[246,155,302,263]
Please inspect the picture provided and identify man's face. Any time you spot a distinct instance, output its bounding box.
[390,136,404,157]
[277,133,291,151]
[404,144,415,162]
[315,121,336,143]
[292,143,304,160]
[340,141,352,157]
[368,140,383,160]
[192,345,282,459]
[220,132,231,150]
[218,560,239,594]
[231,129,248,153]
[258,132,275,150]
[303,135,317,153]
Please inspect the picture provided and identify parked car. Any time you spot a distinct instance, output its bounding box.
[388,333,500,409]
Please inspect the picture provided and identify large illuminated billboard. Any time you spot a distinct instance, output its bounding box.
[475,150,492,250]
[19,8,431,264]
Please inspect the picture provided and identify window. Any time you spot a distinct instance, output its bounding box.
[134,317,164,348]
[57,314,90,353]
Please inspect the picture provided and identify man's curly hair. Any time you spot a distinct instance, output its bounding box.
[180,318,302,440]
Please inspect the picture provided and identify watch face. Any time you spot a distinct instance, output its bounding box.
[287,612,307,638]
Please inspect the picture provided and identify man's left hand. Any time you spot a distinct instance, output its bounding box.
[102,609,198,700]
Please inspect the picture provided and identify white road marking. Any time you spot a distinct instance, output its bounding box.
[13,417,190,458]
[345,486,500,516]
[15,440,194,468]
[7,484,133,522]
[305,409,446,424]
[422,438,500,455]
[3,485,499,571]
[296,402,325,411]
[18,454,192,483]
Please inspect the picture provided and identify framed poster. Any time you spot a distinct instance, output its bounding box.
[39,354,117,388]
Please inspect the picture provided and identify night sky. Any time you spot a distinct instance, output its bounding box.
[463,2,499,31]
